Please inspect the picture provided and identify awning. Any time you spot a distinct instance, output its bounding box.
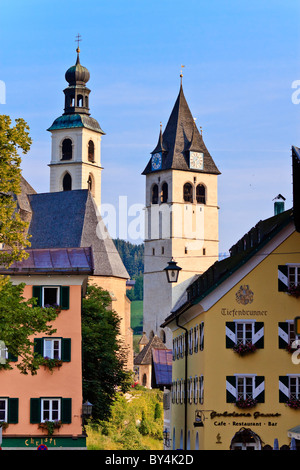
[287,425,300,440]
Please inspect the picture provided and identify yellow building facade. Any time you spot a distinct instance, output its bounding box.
[163,152,300,449]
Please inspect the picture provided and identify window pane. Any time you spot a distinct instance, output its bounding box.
[0,399,6,421]
[44,340,52,358]
[43,288,58,307]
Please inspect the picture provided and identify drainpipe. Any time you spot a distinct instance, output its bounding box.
[176,315,188,451]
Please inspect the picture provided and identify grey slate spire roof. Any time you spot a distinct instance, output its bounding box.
[142,84,220,175]
[19,184,128,279]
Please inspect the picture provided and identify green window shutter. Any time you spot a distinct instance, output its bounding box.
[7,352,18,362]
[61,398,72,424]
[8,398,19,424]
[32,286,42,307]
[34,338,44,357]
[60,286,70,310]
[62,339,71,362]
[30,398,41,423]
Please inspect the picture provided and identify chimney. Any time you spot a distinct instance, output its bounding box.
[273,194,285,215]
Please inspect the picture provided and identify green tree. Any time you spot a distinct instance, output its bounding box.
[0,277,58,374]
[0,115,59,375]
[0,115,32,267]
[82,284,132,421]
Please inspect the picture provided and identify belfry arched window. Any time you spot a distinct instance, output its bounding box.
[88,140,95,162]
[196,184,206,204]
[152,184,158,204]
[183,183,193,203]
[160,182,168,203]
[63,173,72,191]
[61,138,72,161]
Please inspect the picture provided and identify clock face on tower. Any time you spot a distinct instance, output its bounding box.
[190,151,204,170]
[151,152,162,171]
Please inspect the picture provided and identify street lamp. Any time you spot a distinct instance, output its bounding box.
[82,401,93,419]
[164,258,182,283]
[163,428,171,448]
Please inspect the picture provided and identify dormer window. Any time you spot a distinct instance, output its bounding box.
[61,138,72,160]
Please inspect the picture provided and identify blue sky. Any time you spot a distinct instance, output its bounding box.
[0,0,299,253]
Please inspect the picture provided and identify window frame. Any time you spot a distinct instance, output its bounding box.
[0,398,8,422]
[288,265,300,287]
[236,375,255,400]
[41,398,61,423]
[235,321,255,345]
[43,338,62,360]
[42,286,59,308]
[289,376,300,400]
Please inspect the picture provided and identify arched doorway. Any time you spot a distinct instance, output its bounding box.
[230,427,262,450]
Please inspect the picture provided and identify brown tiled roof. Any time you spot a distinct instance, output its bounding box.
[142,84,220,176]
[134,335,167,365]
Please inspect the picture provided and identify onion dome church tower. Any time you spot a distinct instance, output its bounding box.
[142,76,220,347]
[47,46,104,208]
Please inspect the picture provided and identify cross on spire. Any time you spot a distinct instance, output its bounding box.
[180,65,185,85]
[75,33,82,52]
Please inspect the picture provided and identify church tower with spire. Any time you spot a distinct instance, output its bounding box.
[47,45,104,208]
[142,77,220,348]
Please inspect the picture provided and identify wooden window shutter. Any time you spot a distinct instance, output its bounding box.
[32,286,42,307]
[253,322,264,349]
[279,376,289,403]
[226,376,236,403]
[254,376,265,403]
[61,398,72,424]
[199,322,204,351]
[278,322,289,349]
[33,338,43,357]
[278,265,288,292]
[225,322,236,348]
[7,351,18,362]
[30,398,41,423]
[62,339,71,362]
[60,286,70,310]
[8,398,19,424]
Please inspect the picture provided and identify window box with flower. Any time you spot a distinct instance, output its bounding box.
[285,398,300,409]
[42,356,63,372]
[235,397,258,409]
[38,419,62,435]
[233,342,257,356]
[287,285,300,298]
